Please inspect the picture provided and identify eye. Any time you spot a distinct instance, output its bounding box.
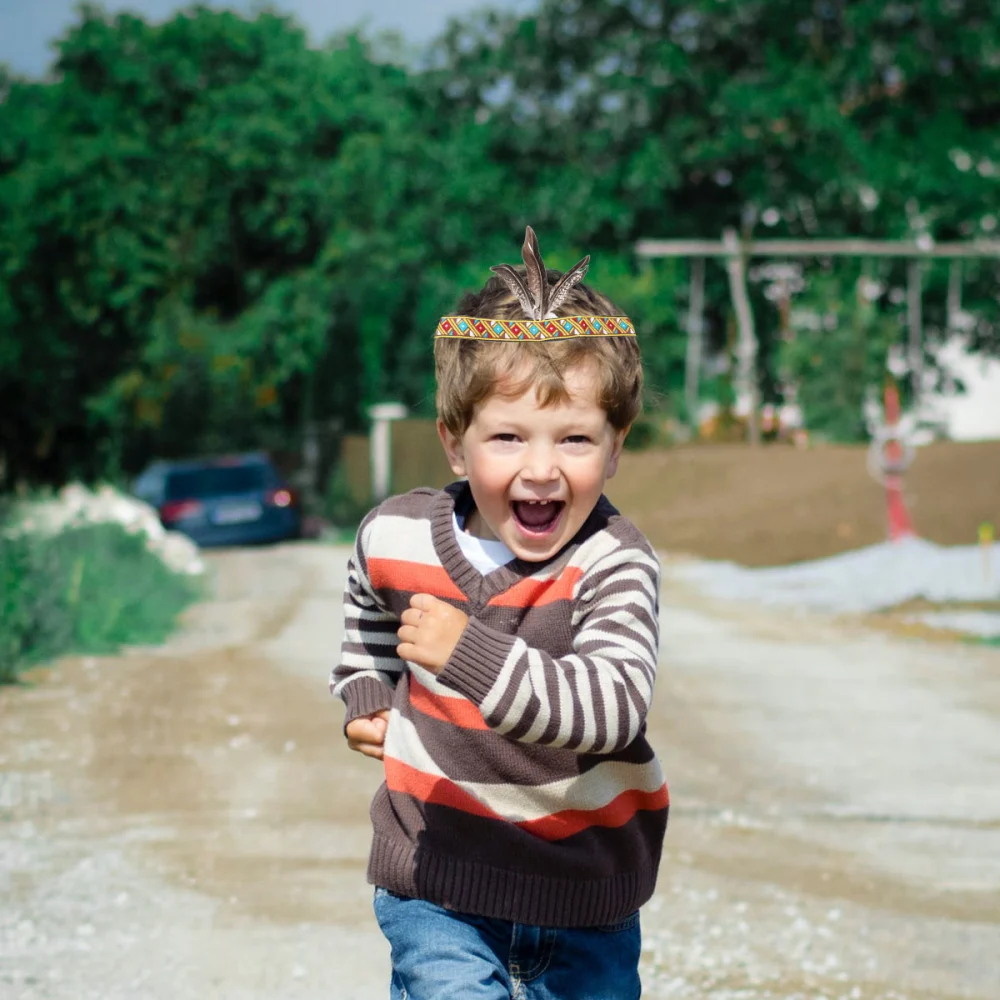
[563,435,592,445]
[491,433,519,443]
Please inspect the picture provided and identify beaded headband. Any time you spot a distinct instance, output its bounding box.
[436,227,635,342]
[435,315,635,341]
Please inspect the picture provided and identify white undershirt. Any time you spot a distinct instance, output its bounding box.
[453,512,516,575]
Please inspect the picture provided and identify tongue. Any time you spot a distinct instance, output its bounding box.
[514,502,559,528]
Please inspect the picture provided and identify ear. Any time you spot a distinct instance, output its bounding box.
[437,418,467,477]
[605,426,628,480]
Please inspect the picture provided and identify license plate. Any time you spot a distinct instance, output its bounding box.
[213,502,261,525]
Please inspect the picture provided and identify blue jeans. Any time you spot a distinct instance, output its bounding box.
[372,887,642,1000]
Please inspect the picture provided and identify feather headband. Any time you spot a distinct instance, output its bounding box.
[436,227,635,342]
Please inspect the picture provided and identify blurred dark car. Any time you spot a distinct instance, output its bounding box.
[132,453,302,547]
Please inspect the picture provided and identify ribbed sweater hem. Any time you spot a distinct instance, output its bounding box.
[367,833,656,929]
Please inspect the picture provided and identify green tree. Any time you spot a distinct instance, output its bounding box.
[781,270,900,442]
[0,8,475,483]
[431,0,1000,355]
[4,1,1000,486]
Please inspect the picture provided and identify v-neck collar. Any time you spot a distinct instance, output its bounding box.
[430,482,619,609]
[430,482,551,608]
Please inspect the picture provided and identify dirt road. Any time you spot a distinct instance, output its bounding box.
[2,543,998,999]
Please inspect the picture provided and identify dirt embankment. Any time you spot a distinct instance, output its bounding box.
[609,440,1000,566]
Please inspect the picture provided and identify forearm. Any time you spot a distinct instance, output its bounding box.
[439,617,657,754]
[332,614,403,724]
[333,512,404,727]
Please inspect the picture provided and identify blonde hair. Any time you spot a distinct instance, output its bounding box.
[435,269,643,434]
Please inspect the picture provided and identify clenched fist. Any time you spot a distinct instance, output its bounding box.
[396,593,469,674]
[346,709,390,760]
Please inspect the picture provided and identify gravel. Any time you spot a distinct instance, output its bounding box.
[672,538,1000,615]
[3,542,998,1000]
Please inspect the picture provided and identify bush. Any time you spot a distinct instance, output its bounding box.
[623,419,663,451]
[0,521,200,684]
[323,463,371,534]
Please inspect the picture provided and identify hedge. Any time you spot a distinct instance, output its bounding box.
[0,520,200,684]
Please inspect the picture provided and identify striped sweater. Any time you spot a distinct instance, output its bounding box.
[330,481,668,928]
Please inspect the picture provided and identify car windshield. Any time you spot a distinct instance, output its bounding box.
[165,464,271,499]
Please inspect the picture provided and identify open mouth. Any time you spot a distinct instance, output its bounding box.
[511,499,566,538]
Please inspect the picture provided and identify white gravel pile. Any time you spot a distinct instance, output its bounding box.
[672,537,1000,615]
[11,483,204,576]
[903,609,1000,637]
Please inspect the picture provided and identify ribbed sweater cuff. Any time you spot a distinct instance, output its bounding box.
[340,676,394,731]
[439,617,516,706]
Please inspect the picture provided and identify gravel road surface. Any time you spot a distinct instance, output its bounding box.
[2,542,998,999]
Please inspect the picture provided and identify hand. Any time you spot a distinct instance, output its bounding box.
[346,709,391,760]
[396,593,469,675]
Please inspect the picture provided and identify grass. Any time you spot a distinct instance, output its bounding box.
[0,520,201,684]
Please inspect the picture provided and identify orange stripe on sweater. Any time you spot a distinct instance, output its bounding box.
[518,785,670,841]
[368,559,467,601]
[487,566,584,608]
[384,759,497,821]
[409,677,491,731]
[384,758,669,842]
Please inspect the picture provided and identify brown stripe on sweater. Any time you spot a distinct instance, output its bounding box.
[504,683,544,743]
[372,792,667,880]
[368,797,668,927]
[539,654,566,745]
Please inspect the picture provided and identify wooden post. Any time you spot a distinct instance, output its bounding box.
[368,402,407,501]
[907,260,923,405]
[684,257,706,433]
[301,369,319,514]
[881,378,917,541]
[723,229,760,446]
[947,259,962,332]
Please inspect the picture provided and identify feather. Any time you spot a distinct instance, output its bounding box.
[490,264,536,318]
[547,254,591,315]
[520,226,548,319]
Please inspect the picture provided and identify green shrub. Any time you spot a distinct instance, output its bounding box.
[324,463,370,533]
[0,521,200,684]
[623,419,659,451]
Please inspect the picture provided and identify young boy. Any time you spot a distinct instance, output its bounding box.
[331,228,668,1000]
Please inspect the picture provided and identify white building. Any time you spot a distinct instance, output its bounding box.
[930,337,1000,441]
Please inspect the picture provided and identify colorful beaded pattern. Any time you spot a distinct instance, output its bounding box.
[435,315,635,341]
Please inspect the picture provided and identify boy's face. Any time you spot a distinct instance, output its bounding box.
[438,361,627,562]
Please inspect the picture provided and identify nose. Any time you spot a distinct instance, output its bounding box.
[522,441,559,485]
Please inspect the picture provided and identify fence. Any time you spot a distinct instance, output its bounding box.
[339,419,455,508]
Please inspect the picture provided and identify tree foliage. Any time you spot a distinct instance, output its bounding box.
[2,1,999,485]
[781,270,901,442]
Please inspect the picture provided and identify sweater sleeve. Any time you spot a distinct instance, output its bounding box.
[329,510,403,726]
[438,542,661,754]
